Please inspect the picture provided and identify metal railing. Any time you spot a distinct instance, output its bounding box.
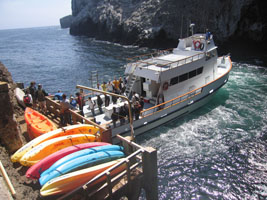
[127,48,173,62]
[126,49,205,72]
[141,87,203,117]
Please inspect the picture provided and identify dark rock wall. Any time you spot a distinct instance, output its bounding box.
[69,0,267,48]
[60,15,73,29]
[0,62,23,153]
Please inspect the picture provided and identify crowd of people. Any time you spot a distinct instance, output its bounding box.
[22,76,145,128]
[23,81,49,113]
[110,91,144,128]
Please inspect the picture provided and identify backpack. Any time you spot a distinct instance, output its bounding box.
[23,95,31,104]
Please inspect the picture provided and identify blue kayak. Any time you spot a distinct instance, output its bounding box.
[39,150,124,186]
[40,145,123,178]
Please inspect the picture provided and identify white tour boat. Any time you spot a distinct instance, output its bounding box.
[83,29,232,140]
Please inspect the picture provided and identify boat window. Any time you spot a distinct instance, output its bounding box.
[169,66,203,86]
[170,77,179,85]
[197,67,203,75]
[179,73,188,82]
[189,70,197,78]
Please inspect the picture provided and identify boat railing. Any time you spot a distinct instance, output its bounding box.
[141,87,203,117]
[58,135,158,200]
[127,48,173,62]
[127,50,205,72]
[45,96,112,142]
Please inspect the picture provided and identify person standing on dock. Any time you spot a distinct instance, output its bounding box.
[69,95,77,109]
[35,84,48,113]
[28,81,37,109]
[60,94,73,126]
[75,92,84,116]
[23,89,33,107]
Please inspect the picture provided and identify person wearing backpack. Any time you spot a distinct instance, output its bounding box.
[35,84,48,113]
[23,90,33,107]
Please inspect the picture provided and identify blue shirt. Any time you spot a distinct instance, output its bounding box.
[70,99,77,107]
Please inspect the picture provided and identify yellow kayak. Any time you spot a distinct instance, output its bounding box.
[40,159,125,196]
[11,124,100,163]
[20,134,100,166]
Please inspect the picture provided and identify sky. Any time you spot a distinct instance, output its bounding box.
[0,0,72,30]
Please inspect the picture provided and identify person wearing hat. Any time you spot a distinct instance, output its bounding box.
[35,84,48,113]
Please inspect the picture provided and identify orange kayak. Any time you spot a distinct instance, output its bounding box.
[25,107,57,139]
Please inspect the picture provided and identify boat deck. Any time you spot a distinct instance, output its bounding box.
[83,100,155,127]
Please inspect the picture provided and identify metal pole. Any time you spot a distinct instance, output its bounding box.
[76,85,135,141]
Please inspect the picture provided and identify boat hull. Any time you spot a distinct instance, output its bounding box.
[112,70,230,141]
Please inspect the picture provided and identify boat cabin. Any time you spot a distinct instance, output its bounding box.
[124,33,218,104]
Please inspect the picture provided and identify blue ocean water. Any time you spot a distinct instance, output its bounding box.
[0,26,266,199]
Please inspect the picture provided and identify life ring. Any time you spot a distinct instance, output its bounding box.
[200,43,205,50]
[163,82,169,90]
[193,40,201,50]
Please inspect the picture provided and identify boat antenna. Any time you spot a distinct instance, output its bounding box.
[180,14,183,38]
[190,23,195,36]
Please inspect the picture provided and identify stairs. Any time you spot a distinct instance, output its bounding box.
[125,75,136,98]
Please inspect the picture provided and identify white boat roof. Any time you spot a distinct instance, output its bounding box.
[127,33,216,73]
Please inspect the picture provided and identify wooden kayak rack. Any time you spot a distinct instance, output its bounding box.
[45,96,112,143]
[58,135,158,200]
[45,97,158,199]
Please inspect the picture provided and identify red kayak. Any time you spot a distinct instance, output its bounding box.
[26,142,110,179]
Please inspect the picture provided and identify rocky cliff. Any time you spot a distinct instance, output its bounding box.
[0,62,23,153]
[69,0,267,48]
[60,15,73,28]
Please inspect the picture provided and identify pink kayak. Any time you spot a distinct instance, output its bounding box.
[26,142,110,179]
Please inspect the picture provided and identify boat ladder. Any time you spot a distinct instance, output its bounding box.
[125,74,136,98]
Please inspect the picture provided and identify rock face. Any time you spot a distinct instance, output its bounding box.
[0,62,23,153]
[60,15,73,29]
[69,0,267,48]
